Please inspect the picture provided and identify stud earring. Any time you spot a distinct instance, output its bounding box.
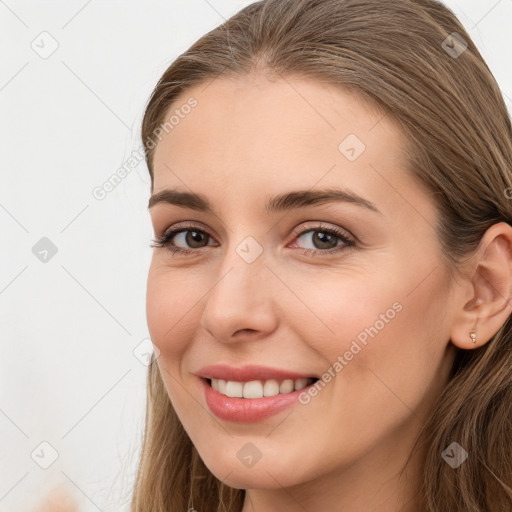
[470,332,477,344]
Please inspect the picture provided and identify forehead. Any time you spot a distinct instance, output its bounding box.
[154,74,402,162]
[151,75,422,215]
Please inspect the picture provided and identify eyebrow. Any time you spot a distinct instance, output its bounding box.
[148,187,381,214]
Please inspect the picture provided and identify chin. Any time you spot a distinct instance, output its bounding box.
[212,466,298,490]
[198,448,314,490]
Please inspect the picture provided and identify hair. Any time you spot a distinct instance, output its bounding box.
[132,1,512,510]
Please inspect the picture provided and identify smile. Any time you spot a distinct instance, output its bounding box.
[209,377,317,399]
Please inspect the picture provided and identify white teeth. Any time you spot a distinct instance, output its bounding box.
[263,379,280,397]
[210,377,314,399]
[243,380,263,399]
[225,381,243,398]
[294,378,308,390]
[279,379,294,394]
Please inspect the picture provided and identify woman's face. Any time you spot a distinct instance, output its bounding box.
[147,75,459,498]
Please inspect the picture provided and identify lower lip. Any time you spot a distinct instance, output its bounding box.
[200,378,314,423]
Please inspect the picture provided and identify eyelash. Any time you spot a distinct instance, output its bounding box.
[150,222,356,256]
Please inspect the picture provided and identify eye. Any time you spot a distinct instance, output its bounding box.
[150,222,356,256]
[150,222,217,255]
[289,223,355,255]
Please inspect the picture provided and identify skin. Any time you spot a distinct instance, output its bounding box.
[146,74,512,512]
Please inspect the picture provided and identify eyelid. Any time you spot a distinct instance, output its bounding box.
[152,220,356,255]
[160,221,354,240]
[290,221,353,240]
[159,221,217,241]
[150,221,217,254]
[288,222,355,252]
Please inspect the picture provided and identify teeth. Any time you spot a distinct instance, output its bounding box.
[294,378,309,390]
[263,379,280,397]
[210,377,315,399]
[226,381,243,398]
[244,380,263,398]
[280,379,294,394]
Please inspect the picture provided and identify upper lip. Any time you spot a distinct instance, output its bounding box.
[196,364,317,382]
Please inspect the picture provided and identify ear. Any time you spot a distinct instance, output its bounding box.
[450,222,512,350]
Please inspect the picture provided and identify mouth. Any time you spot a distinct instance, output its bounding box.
[200,375,321,422]
[205,377,320,399]
[196,364,321,421]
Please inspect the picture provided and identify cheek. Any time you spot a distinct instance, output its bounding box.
[277,266,405,361]
[293,260,451,401]
[146,265,202,358]
[327,266,453,423]
[146,268,203,416]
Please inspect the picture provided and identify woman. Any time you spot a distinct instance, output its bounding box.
[135,0,512,511]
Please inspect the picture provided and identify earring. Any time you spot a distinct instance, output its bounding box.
[470,332,477,344]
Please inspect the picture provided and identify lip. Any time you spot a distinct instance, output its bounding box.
[196,364,317,382]
[196,364,319,423]
[199,377,317,423]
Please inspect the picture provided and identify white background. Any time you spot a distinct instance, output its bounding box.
[1,1,511,511]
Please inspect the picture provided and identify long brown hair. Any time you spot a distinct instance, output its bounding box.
[133,1,512,510]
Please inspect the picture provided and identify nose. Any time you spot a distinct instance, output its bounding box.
[199,246,279,344]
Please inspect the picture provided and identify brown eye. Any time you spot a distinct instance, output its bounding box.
[291,225,355,254]
[181,230,210,248]
[306,231,339,250]
[150,225,217,254]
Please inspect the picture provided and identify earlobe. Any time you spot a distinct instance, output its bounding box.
[450,222,512,350]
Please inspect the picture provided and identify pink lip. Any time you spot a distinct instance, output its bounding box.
[196,364,316,382]
[199,377,316,423]
[196,364,318,423]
